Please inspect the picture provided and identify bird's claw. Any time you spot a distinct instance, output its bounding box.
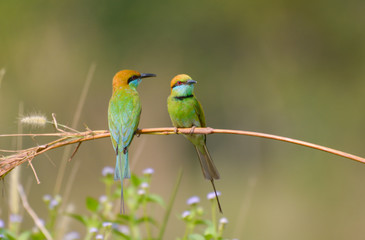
[189,126,196,135]
[135,128,141,137]
[174,127,178,134]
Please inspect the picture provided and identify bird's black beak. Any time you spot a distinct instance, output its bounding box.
[186,79,197,85]
[140,73,157,79]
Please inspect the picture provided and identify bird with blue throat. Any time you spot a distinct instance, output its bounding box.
[108,69,156,213]
[167,74,222,213]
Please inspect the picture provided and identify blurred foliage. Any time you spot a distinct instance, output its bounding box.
[0,0,365,239]
[0,167,230,240]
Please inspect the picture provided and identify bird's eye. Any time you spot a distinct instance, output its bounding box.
[177,81,182,85]
[128,75,139,84]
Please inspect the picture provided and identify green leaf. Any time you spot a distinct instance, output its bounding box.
[115,214,131,224]
[112,188,121,199]
[67,213,89,226]
[101,174,114,186]
[146,194,165,207]
[204,227,216,239]
[86,197,99,212]
[130,174,142,187]
[2,231,17,240]
[194,219,209,226]
[136,216,158,226]
[187,233,205,240]
[112,229,131,239]
[18,231,31,240]
[30,232,47,240]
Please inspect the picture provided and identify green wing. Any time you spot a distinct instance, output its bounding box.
[108,88,141,153]
[193,97,206,127]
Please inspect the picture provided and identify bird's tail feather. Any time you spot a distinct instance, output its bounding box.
[114,151,131,180]
[194,144,220,180]
[114,151,130,214]
[210,179,223,213]
[194,144,222,213]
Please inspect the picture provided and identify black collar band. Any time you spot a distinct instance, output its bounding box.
[174,95,193,100]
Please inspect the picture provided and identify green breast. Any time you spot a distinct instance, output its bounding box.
[167,96,201,128]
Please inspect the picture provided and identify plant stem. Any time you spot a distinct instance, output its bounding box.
[158,169,183,239]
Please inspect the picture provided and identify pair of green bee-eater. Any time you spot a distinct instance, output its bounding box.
[108,70,222,213]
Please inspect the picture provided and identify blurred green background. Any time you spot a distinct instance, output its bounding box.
[1,0,365,239]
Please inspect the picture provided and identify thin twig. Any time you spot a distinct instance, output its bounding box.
[18,184,53,240]
[52,113,66,133]
[1,127,364,178]
[52,113,79,133]
[68,142,82,162]
[28,160,40,184]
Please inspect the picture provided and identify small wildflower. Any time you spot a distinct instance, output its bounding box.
[138,189,146,195]
[181,211,190,219]
[95,234,103,239]
[102,166,114,176]
[49,198,60,209]
[99,195,107,203]
[38,219,45,226]
[89,227,98,233]
[140,182,149,189]
[102,222,112,228]
[219,217,228,224]
[20,115,48,127]
[48,195,61,209]
[0,219,4,228]
[207,191,221,200]
[64,231,80,240]
[9,214,22,223]
[143,168,154,175]
[218,217,229,234]
[0,234,4,238]
[43,194,52,202]
[114,224,129,235]
[187,196,200,205]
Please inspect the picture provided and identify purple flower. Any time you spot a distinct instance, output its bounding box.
[43,194,52,202]
[181,211,190,219]
[89,227,98,233]
[140,182,149,189]
[9,214,22,223]
[186,196,200,205]
[207,191,221,200]
[102,166,114,176]
[113,224,130,235]
[95,234,103,239]
[102,222,112,228]
[0,219,4,228]
[64,231,80,240]
[99,195,107,203]
[138,189,146,195]
[49,199,60,210]
[143,168,154,175]
[219,217,228,224]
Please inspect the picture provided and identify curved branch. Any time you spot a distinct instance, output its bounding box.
[1,127,364,178]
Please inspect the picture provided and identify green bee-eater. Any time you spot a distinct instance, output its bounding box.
[108,69,156,211]
[167,74,222,213]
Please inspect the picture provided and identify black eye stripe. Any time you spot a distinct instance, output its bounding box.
[128,75,139,84]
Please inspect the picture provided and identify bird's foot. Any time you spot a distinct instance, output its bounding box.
[174,127,178,134]
[135,128,141,137]
[189,126,196,135]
